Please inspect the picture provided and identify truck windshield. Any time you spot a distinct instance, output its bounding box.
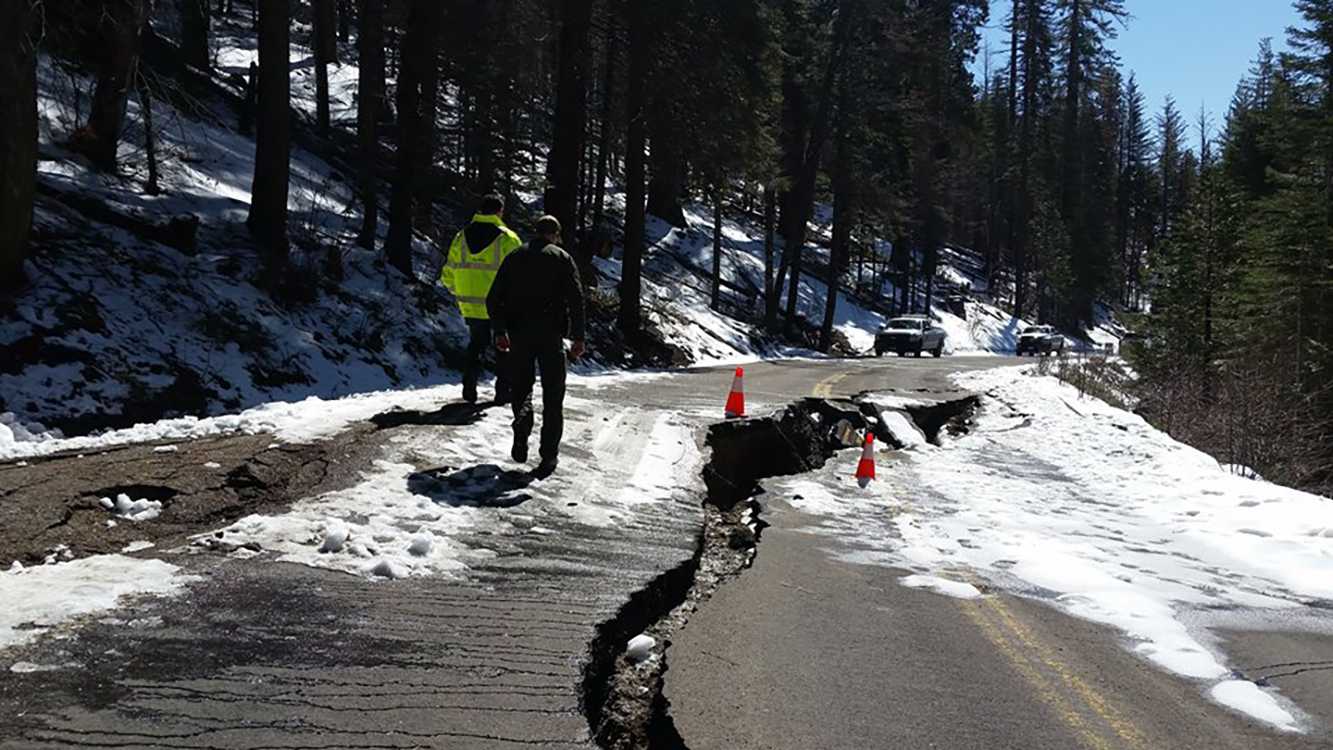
[889,319,924,330]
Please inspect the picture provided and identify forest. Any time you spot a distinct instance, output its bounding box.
[0,0,1330,494]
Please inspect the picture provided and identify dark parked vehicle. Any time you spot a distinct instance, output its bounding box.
[1016,325,1066,356]
[875,316,947,358]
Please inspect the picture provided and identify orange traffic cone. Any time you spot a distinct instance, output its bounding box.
[725,367,746,418]
[856,433,876,488]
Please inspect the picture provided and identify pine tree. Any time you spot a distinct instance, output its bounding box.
[180,0,211,72]
[355,0,384,249]
[75,0,149,172]
[384,0,443,277]
[619,0,651,338]
[247,0,292,270]
[547,0,595,252]
[314,0,338,136]
[0,0,37,293]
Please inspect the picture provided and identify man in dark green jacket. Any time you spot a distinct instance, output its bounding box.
[486,215,587,477]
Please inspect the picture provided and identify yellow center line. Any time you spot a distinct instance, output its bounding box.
[982,596,1150,749]
[812,371,851,398]
[959,599,1113,750]
[947,567,1149,750]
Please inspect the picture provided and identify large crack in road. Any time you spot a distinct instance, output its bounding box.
[583,394,980,749]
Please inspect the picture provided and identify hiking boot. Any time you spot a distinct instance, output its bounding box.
[533,457,559,479]
[463,384,478,404]
[511,434,529,464]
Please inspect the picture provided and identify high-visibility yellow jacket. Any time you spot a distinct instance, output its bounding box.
[440,214,522,320]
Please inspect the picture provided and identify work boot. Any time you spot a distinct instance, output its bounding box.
[511,433,529,464]
[493,387,512,406]
[533,457,559,479]
[463,383,478,404]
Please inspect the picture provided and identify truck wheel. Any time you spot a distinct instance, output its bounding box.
[896,351,907,358]
[932,343,944,358]
[914,348,923,358]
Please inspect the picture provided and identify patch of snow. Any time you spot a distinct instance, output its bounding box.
[105,494,163,523]
[152,445,179,453]
[1211,681,1300,733]
[9,661,74,673]
[0,556,194,650]
[120,541,155,554]
[626,634,656,662]
[318,520,350,554]
[0,383,465,462]
[407,534,433,557]
[899,574,983,600]
[197,396,702,582]
[879,411,927,449]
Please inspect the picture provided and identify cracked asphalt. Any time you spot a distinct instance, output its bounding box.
[3,355,1328,749]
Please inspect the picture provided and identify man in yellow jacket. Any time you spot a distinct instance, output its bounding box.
[440,194,523,404]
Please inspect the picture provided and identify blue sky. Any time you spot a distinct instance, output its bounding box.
[974,1,1303,133]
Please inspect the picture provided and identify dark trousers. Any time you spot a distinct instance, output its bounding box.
[465,319,508,398]
[509,334,567,461]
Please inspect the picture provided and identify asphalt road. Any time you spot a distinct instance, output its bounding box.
[3,354,1328,749]
[661,358,1333,750]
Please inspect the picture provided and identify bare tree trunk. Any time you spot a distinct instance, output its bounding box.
[247,0,291,269]
[78,0,149,172]
[0,0,37,293]
[546,0,594,251]
[355,0,383,249]
[180,0,211,71]
[619,0,648,337]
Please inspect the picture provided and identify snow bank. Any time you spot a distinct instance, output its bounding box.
[0,383,464,462]
[0,556,194,650]
[885,366,1330,730]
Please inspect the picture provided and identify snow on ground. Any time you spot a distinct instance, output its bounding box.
[870,367,1330,731]
[0,556,195,650]
[0,369,678,463]
[197,395,701,580]
[932,301,1032,355]
[0,383,463,462]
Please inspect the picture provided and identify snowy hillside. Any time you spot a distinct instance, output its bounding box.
[2,13,1118,440]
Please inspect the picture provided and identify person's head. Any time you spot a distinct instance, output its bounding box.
[535,215,562,244]
[479,194,505,217]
